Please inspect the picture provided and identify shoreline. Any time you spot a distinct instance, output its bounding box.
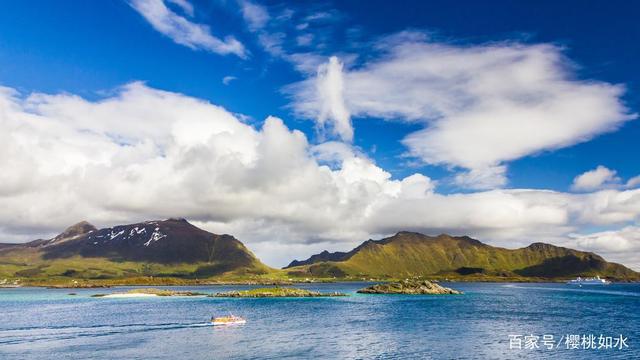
[4,272,640,289]
[2,278,639,289]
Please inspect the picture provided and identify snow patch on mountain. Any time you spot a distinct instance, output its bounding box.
[144,229,167,247]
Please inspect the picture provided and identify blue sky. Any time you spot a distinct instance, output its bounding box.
[2,0,638,190]
[1,0,639,267]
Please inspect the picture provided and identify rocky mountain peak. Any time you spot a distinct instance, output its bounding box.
[54,221,97,241]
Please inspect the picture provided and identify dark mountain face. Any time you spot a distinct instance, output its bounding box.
[0,219,272,279]
[286,250,351,268]
[34,218,258,266]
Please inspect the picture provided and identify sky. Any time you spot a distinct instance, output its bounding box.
[1,0,639,269]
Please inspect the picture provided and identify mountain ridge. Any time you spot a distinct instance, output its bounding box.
[285,232,639,281]
[0,218,272,280]
[1,224,638,282]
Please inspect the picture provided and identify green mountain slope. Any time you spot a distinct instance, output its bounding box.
[0,219,273,282]
[286,232,639,281]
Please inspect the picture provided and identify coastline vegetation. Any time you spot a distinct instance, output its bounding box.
[357,279,463,295]
[3,270,628,288]
[7,273,591,288]
[211,287,347,297]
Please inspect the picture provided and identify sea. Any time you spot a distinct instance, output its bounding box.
[0,282,638,359]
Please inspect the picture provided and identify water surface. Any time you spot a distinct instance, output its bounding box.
[0,282,637,359]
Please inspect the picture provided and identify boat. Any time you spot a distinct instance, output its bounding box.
[566,276,611,285]
[211,314,246,326]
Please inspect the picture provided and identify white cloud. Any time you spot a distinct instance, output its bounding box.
[569,226,640,253]
[257,32,286,57]
[288,33,636,189]
[222,76,237,85]
[236,0,291,60]
[315,56,352,141]
[570,166,640,192]
[286,52,326,74]
[454,165,507,190]
[627,176,640,189]
[566,226,640,268]
[234,2,341,76]
[130,0,247,58]
[304,12,333,22]
[2,83,640,269]
[239,0,270,32]
[571,165,621,192]
[0,83,426,264]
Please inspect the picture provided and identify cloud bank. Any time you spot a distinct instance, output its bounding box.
[1,83,640,268]
[289,33,636,189]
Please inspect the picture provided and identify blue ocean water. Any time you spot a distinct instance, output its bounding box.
[0,282,638,359]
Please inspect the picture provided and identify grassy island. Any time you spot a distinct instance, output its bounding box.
[212,287,347,298]
[357,279,463,295]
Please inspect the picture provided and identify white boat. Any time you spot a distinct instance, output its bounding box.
[566,276,611,285]
[211,315,246,326]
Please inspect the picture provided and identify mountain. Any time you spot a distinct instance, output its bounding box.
[0,218,271,280]
[286,250,351,268]
[3,225,638,283]
[285,232,640,281]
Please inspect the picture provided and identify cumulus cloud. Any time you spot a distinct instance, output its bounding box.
[570,166,640,192]
[130,0,247,58]
[0,83,428,262]
[571,165,621,192]
[2,84,640,269]
[288,33,636,189]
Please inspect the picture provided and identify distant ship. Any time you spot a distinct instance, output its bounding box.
[566,276,611,285]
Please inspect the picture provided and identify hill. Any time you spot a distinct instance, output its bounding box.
[285,232,639,281]
[0,218,272,282]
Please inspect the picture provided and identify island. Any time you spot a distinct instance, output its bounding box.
[357,279,463,295]
[211,287,347,298]
[91,288,207,298]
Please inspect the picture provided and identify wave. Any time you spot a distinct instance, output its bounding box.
[0,321,214,346]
